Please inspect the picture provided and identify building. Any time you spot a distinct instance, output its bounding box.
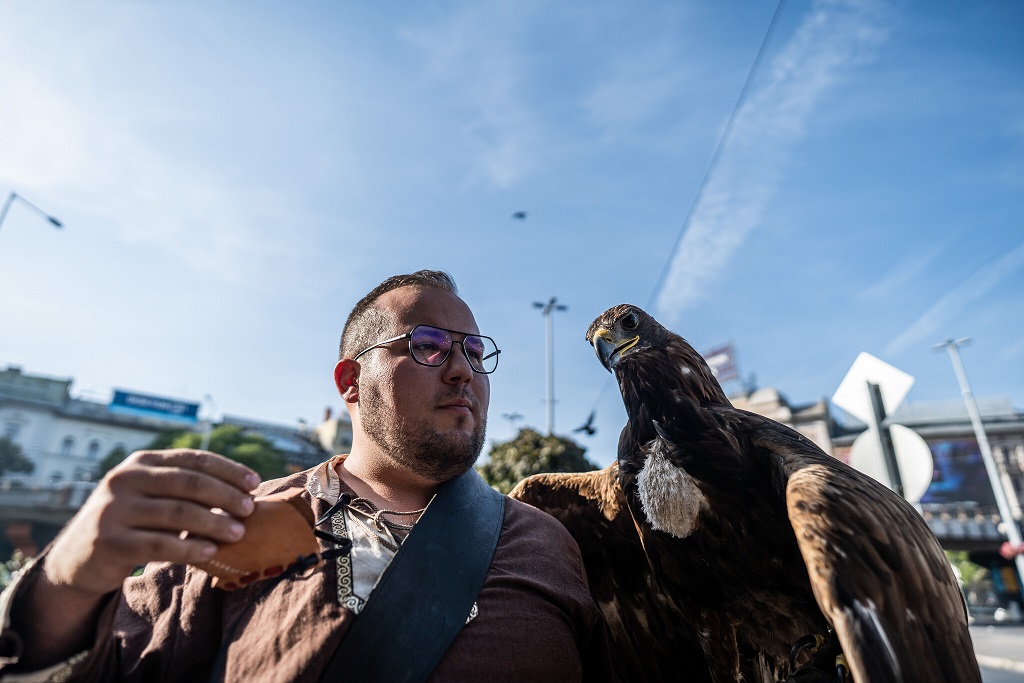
[833,396,1024,614]
[730,387,834,455]
[0,366,186,485]
[0,364,333,558]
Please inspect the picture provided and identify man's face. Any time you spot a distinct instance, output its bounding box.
[356,286,490,482]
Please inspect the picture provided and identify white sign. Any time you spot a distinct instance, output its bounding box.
[848,424,934,503]
[832,352,914,424]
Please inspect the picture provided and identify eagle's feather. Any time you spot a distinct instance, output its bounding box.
[578,304,980,683]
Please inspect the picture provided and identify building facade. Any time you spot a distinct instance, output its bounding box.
[833,396,1024,615]
[0,364,334,558]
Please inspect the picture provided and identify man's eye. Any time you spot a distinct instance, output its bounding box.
[414,341,443,353]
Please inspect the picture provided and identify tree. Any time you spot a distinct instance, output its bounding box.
[95,426,289,481]
[96,445,129,481]
[0,437,34,478]
[478,428,598,494]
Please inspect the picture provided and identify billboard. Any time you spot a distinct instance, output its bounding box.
[704,343,738,382]
[108,390,200,425]
[919,438,998,507]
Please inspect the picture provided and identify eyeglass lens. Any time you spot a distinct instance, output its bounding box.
[410,326,498,373]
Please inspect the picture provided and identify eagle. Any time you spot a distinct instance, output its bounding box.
[511,304,980,683]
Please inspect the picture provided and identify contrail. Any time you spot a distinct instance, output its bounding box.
[655,0,890,324]
[885,240,1024,356]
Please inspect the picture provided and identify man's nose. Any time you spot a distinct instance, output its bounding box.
[442,340,474,384]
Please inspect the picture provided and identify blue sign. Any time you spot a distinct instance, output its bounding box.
[109,390,200,424]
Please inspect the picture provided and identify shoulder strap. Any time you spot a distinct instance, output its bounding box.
[322,468,505,683]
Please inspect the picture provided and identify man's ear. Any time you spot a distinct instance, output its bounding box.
[334,359,360,403]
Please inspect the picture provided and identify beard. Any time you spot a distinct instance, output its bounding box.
[360,383,486,482]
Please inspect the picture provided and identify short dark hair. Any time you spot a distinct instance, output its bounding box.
[339,270,459,360]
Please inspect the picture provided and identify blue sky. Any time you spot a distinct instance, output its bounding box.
[1,1,1021,468]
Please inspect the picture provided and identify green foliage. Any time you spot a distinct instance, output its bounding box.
[93,426,289,482]
[96,445,129,480]
[0,551,27,590]
[163,425,288,480]
[478,428,598,494]
[946,550,984,587]
[0,437,34,477]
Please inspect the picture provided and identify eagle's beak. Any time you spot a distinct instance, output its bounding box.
[593,328,639,372]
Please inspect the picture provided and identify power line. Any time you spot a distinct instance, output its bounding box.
[645,0,788,310]
[586,0,789,429]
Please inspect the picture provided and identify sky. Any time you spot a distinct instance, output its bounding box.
[1,0,1021,469]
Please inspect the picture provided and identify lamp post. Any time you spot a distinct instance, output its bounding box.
[199,394,218,451]
[532,297,567,435]
[0,192,63,233]
[935,338,1024,604]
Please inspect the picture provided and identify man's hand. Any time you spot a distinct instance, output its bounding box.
[11,449,260,670]
[44,449,260,597]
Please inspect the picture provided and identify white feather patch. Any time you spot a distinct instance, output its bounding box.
[636,440,707,538]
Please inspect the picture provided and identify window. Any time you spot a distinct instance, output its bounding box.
[60,436,75,457]
[3,423,20,441]
[50,471,64,483]
[86,440,101,461]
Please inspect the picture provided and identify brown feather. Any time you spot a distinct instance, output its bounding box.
[510,466,713,682]
[585,304,981,683]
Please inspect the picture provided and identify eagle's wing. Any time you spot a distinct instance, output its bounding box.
[510,465,712,682]
[784,460,980,683]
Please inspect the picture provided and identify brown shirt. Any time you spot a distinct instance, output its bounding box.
[2,465,613,682]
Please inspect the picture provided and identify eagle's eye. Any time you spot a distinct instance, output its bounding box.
[621,311,639,330]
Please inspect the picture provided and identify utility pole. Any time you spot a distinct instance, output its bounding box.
[0,191,63,234]
[199,394,218,451]
[936,338,1024,610]
[533,297,567,436]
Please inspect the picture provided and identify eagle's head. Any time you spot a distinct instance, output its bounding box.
[586,304,729,407]
[586,304,666,372]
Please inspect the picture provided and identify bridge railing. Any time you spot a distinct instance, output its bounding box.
[0,478,96,512]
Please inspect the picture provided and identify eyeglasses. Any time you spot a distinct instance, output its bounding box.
[353,324,501,374]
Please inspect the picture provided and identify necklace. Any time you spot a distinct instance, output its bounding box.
[348,497,426,532]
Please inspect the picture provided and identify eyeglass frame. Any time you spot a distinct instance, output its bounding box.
[352,324,501,374]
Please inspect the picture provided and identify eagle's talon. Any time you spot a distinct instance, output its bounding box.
[789,632,827,669]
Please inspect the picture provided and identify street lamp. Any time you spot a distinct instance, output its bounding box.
[533,297,567,435]
[0,192,63,233]
[199,394,219,451]
[934,337,1024,605]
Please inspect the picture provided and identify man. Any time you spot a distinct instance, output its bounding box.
[0,270,611,681]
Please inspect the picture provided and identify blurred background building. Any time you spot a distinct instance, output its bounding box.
[2,362,1022,616]
[0,364,350,558]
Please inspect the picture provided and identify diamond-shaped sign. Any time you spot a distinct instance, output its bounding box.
[832,352,914,424]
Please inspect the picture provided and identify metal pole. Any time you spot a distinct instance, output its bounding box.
[867,381,904,498]
[545,309,554,435]
[533,297,567,436]
[199,394,217,451]
[0,193,15,229]
[938,338,1024,598]
[0,191,63,233]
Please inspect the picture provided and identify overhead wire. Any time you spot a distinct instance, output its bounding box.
[583,0,789,433]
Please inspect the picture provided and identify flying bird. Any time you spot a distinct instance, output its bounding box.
[573,410,598,436]
[565,304,981,682]
[511,210,528,220]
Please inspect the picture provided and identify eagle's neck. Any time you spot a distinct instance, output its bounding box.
[613,340,730,515]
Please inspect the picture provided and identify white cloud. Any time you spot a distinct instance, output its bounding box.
[583,45,689,133]
[884,240,1024,356]
[0,9,322,291]
[859,242,946,301]
[655,0,890,323]
[399,4,542,189]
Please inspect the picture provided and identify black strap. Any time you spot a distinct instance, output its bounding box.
[321,468,505,683]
